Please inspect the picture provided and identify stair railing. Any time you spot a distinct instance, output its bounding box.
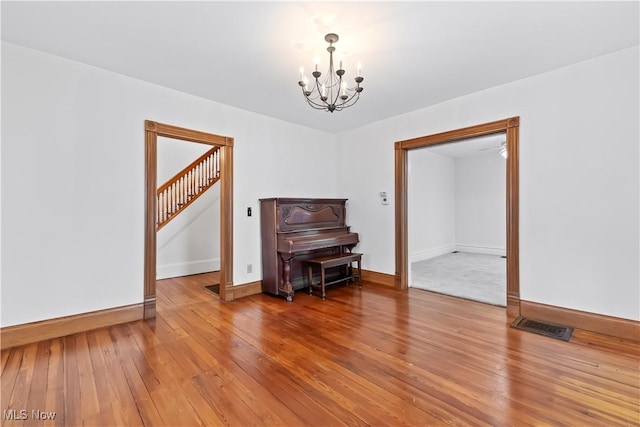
[156,146,221,230]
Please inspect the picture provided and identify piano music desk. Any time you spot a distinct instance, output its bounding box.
[306,253,362,300]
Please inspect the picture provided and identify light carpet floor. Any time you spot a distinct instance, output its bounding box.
[411,252,506,307]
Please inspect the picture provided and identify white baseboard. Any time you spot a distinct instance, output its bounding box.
[455,244,506,257]
[410,245,456,263]
[157,258,220,279]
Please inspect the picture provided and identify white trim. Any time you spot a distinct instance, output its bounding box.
[455,244,506,257]
[156,258,220,279]
[409,245,456,263]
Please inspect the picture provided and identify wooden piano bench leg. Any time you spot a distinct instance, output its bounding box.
[321,265,326,300]
[348,262,355,285]
[308,264,313,296]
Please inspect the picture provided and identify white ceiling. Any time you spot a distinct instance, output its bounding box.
[2,1,638,134]
[423,133,506,158]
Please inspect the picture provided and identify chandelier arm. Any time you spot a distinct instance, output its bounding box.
[303,89,333,110]
[302,91,325,107]
[334,90,361,110]
[310,80,361,110]
[334,91,362,110]
[303,95,331,110]
[341,96,361,110]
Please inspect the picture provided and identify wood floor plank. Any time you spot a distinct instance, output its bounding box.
[74,334,102,424]
[23,341,51,427]
[60,336,83,427]
[108,324,165,427]
[1,272,638,426]
[44,339,64,427]
[1,348,22,418]
[1,348,10,375]
[5,343,38,427]
[85,330,120,426]
[87,328,143,427]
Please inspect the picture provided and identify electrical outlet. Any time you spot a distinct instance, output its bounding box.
[247,264,252,274]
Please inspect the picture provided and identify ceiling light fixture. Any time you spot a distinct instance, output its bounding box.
[298,33,364,113]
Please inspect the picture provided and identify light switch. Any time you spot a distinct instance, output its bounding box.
[380,191,389,205]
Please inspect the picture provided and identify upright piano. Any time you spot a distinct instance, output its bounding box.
[260,198,359,301]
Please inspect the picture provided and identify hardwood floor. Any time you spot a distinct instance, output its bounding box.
[2,272,639,426]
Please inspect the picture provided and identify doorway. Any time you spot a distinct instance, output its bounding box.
[156,137,221,281]
[395,117,520,317]
[408,134,507,306]
[144,120,234,319]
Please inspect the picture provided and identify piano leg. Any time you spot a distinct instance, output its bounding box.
[279,254,295,301]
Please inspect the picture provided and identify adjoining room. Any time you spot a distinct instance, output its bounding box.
[409,134,507,306]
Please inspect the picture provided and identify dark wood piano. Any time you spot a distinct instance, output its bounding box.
[260,198,359,301]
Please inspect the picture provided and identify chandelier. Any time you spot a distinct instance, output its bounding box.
[297,33,364,113]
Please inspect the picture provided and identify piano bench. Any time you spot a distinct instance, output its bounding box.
[306,253,362,300]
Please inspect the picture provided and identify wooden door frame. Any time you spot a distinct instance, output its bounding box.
[144,120,234,318]
[394,117,520,317]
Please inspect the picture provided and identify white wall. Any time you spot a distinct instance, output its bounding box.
[156,185,221,280]
[408,148,456,262]
[157,136,211,183]
[408,148,506,261]
[1,42,337,327]
[3,42,638,326]
[455,152,506,255]
[337,46,639,321]
[156,137,220,279]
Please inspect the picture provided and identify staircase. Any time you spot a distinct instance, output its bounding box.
[157,146,220,231]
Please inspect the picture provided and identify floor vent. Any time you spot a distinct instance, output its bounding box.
[511,316,573,341]
[204,284,220,295]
